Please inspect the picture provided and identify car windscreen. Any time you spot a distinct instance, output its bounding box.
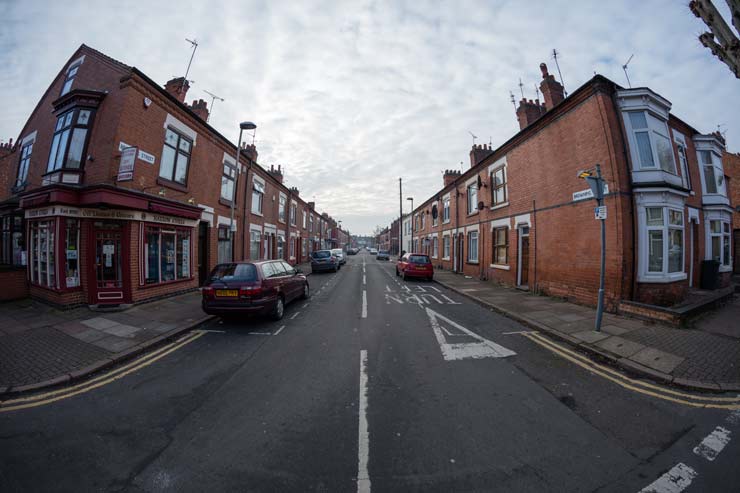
[209,263,258,281]
[409,255,430,264]
[331,249,342,255]
[312,251,331,259]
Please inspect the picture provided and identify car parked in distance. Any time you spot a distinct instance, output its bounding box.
[346,248,357,255]
[331,248,346,265]
[376,250,390,261]
[396,253,434,281]
[311,249,340,273]
[369,248,378,255]
[202,260,309,320]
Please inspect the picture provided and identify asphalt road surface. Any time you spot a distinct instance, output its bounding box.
[1,251,739,492]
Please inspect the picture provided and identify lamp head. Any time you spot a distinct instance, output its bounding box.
[577,170,592,179]
[240,121,257,130]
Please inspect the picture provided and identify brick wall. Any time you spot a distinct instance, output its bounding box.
[0,268,29,301]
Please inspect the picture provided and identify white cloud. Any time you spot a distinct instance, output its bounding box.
[1,0,737,234]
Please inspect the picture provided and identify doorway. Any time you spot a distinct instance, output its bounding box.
[517,225,530,288]
[198,221,209,286]
[456,234,464,272]
[90,221,129,304]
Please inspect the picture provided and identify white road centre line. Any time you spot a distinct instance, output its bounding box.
[362,290,368,318]
[273,325,286,336]
[248,332,272,336]
[363,275,366,285]
[693,426,731,461]
[638,462,697,493]
[357,350,371,493]
[290,311,300,320]
[200,329,226,333]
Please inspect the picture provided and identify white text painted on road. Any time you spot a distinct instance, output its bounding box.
[425,307,516,361]
[638,462,697,493]
[693,426,731,461]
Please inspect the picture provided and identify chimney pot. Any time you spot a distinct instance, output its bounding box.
[164,77,190,104]
[540,63,549,78]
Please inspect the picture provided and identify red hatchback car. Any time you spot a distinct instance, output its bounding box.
[396,253,434,281]
[202,260,309,320]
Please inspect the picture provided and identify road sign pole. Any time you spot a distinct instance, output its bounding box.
[595,164,605,332]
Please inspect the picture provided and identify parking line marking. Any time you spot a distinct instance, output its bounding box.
[357,350,371,493]
[693,426,731,461]
[302,303,309,309]
[639,462,697,493]
[274,325,286,336]
[290,312,300,320]
[362,290,367,318]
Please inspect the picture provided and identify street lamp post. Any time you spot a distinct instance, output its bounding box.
[578,164,606,332]
[230,121,257,261]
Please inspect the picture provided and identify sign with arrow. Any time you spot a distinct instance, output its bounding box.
[425,307,516,361]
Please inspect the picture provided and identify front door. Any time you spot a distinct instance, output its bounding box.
[90,221,129,304]
[518,226,530,287]
[456,234,464,272]
[198,221,209,286]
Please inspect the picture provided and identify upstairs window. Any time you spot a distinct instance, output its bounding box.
[159,128,192,185]
[220,161,236,201]
[700,150,725,196]
[432,204,438,227]
[443,197,450,223]
[47,109,93,173]
[16,141,33,188]
[627,111,676,174]
[467,183,478,214]
[279,194,287,222]
[60,63,81,96]
[491,166,507,205]
[251,178,265,214]
[290,203,297,225]
[675,138,691,190]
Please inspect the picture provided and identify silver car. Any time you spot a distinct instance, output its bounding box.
[331,248,346,265]
[376,250,390,261]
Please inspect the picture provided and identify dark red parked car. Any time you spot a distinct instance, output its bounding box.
[202,260,309,320]
[396,253,434,281]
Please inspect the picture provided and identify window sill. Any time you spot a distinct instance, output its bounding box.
[637,272,687,284]
[251,211,263,217]
[719,265,732,273]
[466,261,479,265]
[142,277,194,289]
[11,184,27,194]
[490,264,510,270]
[467,211,479,217]
[157,177,188,193]
[490,202,509,211]
[218,198,234,207]
[442,220,451,224]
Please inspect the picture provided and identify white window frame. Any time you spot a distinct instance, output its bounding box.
[251,176,265,215]
[442,195,451,223]
[278,193,287,223]
[442,234,450,260]
[431,236,438,259]
[467,231,478,263]
[220,156,237,201]
[467,183,478,215]
[697,150,726,197]
[636,191,687,283]
[672,131,691,191]
[704,210,732,272]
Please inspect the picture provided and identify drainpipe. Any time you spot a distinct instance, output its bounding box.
[532,199,537,292]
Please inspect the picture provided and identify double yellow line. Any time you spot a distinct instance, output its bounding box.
[522,331,740,410]
[0,330,206,413]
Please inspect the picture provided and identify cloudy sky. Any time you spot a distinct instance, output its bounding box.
[1,0,737,234]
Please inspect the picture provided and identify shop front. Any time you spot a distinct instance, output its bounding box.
[20,185,201,307]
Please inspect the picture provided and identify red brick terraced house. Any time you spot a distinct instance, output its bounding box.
[0,44,342,307]
[411,63,734,313]
[725,150,740,273]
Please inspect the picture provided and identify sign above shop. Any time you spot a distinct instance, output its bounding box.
[25,206,199,228]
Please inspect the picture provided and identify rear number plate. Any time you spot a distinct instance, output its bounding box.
[216,289,238,297]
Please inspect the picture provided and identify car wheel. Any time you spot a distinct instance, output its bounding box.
[272,296,285,321]
[300,282,310,300]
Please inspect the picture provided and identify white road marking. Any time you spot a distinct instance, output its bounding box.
[200,329,226,333]
[727,409,740,425]
[639,463,697,493]
[362,291,367,318]
[357,350,371,493]
[385,285,391,292]
[363,275,366,285]
[425,307,516,360]
[274,325,286,336]
[503,330,538,335]
[302,303,309,309]
[248,332,272,336]
[693,426,731,461]
[290,312,300,320]
[440,295,461,305]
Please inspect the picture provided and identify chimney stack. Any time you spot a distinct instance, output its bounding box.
[469,143,494,168]
[190,99,209,121]
[240,142,258,162]
[164,77,190,103]
[539,63,565,110]
[289,186,300,196]
[308,201,315,210]
[0,138,14,159]
[443,169,462,187]
[516,98,546,130]
[268,164,284,183]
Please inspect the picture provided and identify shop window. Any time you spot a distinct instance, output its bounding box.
[29,220,57,288]
[467,231,478,262]
[144,226,192,284]
[220,161,236,201]
[64,219,80,288]
[60,62,81,96]
[46,108,93,173]
[217,226,231,264]
[1,215,25,266]
[491,166,507,206]
[250,230,261,260]
[252,178,265,214]
[493,227,508,265]
[15,141,33,188]
[709,220,732,267]
[159,128,192,186]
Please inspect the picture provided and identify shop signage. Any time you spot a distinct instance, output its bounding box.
[117,146,137,182]
[25,207,199,227]
[573,184,609,202]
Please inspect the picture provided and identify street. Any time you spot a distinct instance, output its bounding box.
[1,251,738,492]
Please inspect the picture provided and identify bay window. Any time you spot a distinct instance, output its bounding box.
[709,220,731,267]
[467,231,478,263]
[144,226,192,284]
[700,150,725,196]
[159,128,192,186]
[47,108,93,173]
[493,227,508,265]
[642,206,684,278]
[626,111,676,173]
